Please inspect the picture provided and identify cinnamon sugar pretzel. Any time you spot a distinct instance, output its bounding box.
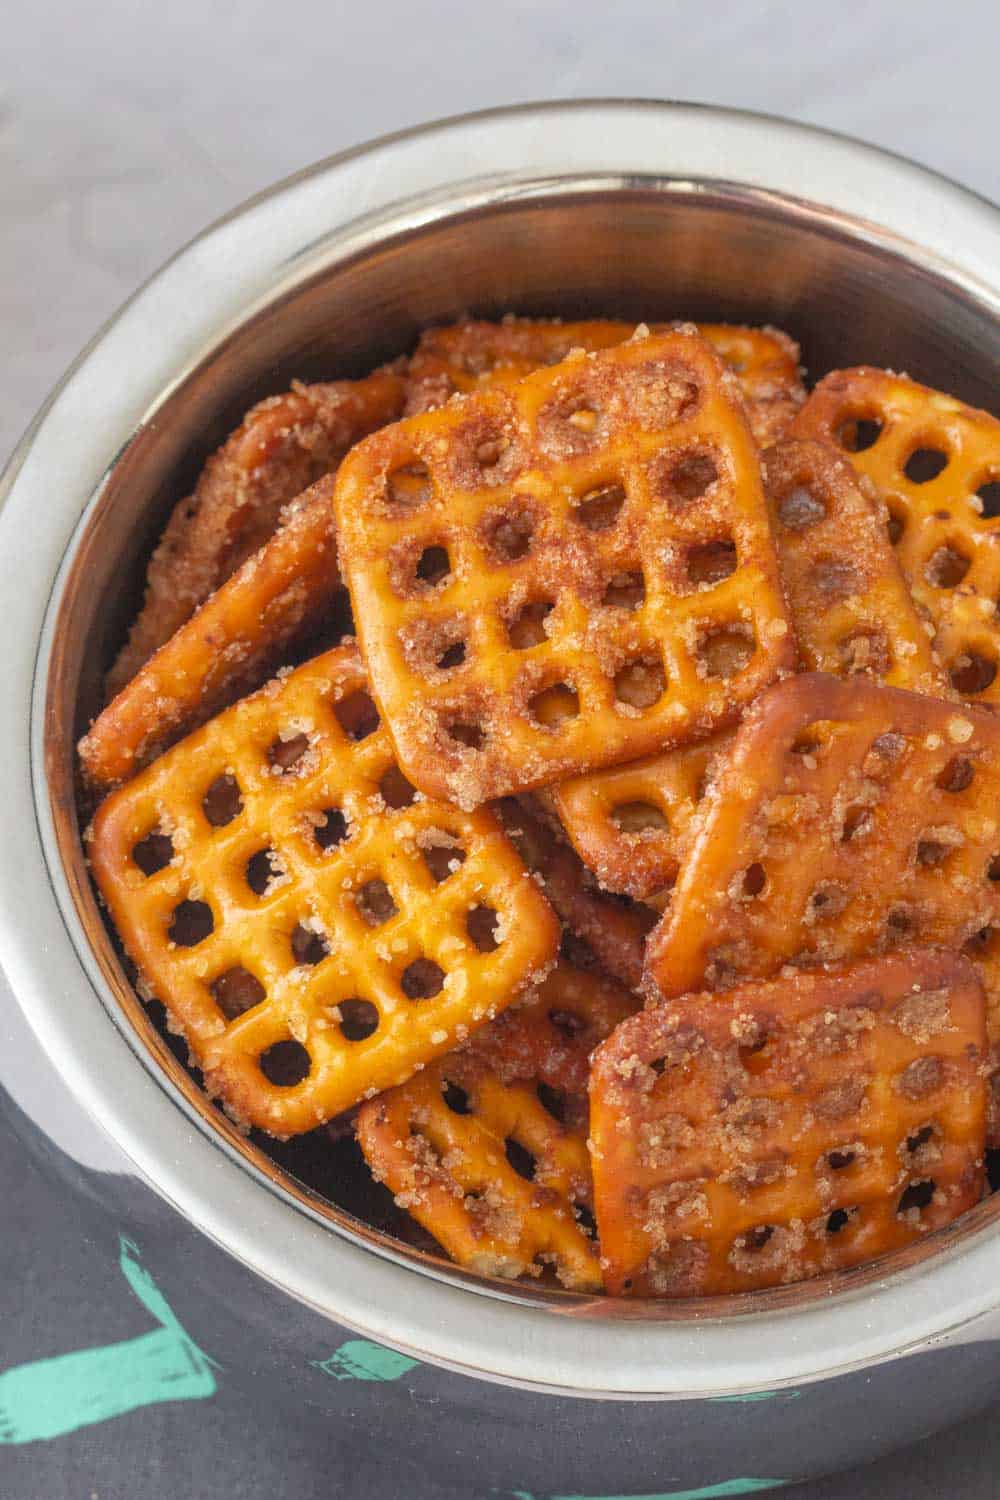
[591,949,986,1296]
[336,329,795,808]
[89,646,559,1135]
[793,367,1000,706]
[554,438,950,900]
[406,318,806,446]
[108,371,405,697]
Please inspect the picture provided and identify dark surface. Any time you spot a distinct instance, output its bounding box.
[0,1119,997,1499]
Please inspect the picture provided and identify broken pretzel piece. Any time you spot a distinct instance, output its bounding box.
[89,645,559,1135]
[591,949,986,1296]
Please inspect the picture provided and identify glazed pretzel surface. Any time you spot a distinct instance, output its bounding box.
[406,318,805,446]
[554,438,950,900]
[591,950,986,1296]
[89,646,559,1135]
[357,1051,600,1289]
[108,371,405,697]
[80,477,348,793]
[336,329,795,808]
[793,368,1000,706]
[644,673,1000,1071]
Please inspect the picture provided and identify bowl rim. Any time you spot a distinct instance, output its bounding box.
[5,98,1000,1396]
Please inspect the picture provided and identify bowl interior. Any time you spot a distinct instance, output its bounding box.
[45,178,1000,1318]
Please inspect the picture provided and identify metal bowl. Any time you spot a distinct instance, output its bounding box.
[3,102,1000,1490]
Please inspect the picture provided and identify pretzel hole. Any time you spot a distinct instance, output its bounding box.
[903,1123,938,1164]
[549,1008,586,1038]
[385,461,432,513]
[665,450,719,503]
[211,966,265,1021]
[964,925,1000,960]
[825,1208,853,1236]
[312,807,349,850]
[482,503,536,562]
[508,599,554,650]
[903,447,949,484]
[611,801,669,836]
[443,1080,473,1114]
[268,732,310,774]
[421,842,467,884]
[356,879,398,927]
[837,414,882,452]
[925,543,971,590]
[937,755,974,793]
[379,765,417,809]
[897,1179,935,1216]
[290,922,330,966]
[602,570,645,611]
[686,539,737,589]
[916,834,957,867]
[401,958,445,999]
[975,480,1000,519]
[839,628,890,678]
[807,881,848,920]
[445,718,485,750]
[575,1204,597,1238]
[168,899,213,947]
[778,485,826,530]
[474,432,511,475]
[738,1029,773,1075]
[334,690,380,741]
[505,1138,536,1181]
[738,1225,774,1253]
[132,830,173,876]
[572,483,625,531]
[950,650,997,696]
[886,904,919,942]
[202,772,242,827]
[827,1148,857,1171]
[246,848,282,895]
[791,727,825,758]
[528,683,580,728]
[614,656,666,711]
[415,545,452,588]
[338,999,379,1042]
[841,803,874,841]
[537,1082,567,1122]
[437,640,467,671]
[259,1039,311,1088]
[697,624,755,680]
[742,862,767,898]
[886,508,905,545]
[466,905,500,952]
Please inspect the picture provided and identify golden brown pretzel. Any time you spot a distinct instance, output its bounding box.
[591,949,986,1296]
[553,438,950,900]
[88,645,559,1135]
[406,318,805,446]
[107,371,406,697]
[79,476,348,792]
[336,328,795,808]
[792,367,1000,705]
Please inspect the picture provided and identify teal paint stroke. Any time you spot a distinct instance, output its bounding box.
[312,1338,420,1382]
[551,1480,786,1500]
[711,1390,801,1404]
[0,1236,216,1444]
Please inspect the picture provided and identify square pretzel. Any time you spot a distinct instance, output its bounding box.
[357,1051,601,1289]
[336,328,796,808]
[80,476,348,793]
[591,949,986,1296]
[553,437,950,900]
[644,674,1000,1099]
[108,370,405,698]
[405,318,805,446]
[88,645,559,1136]
[792,367,1000,706]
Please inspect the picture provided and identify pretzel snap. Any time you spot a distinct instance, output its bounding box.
[554,437,949,900]
[591,950,986,1296]
[793,367,1000,706]
[108,371,405,697]
[406,318,805,446]
[80,477,348,793]
[357,1052,600,1289]
[88,645,559,1135]
[336,329,796,808]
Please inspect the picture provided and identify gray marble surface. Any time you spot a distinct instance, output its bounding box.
[2,1,998,1494]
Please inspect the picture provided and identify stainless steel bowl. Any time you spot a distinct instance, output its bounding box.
[3,102,1000,1489]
